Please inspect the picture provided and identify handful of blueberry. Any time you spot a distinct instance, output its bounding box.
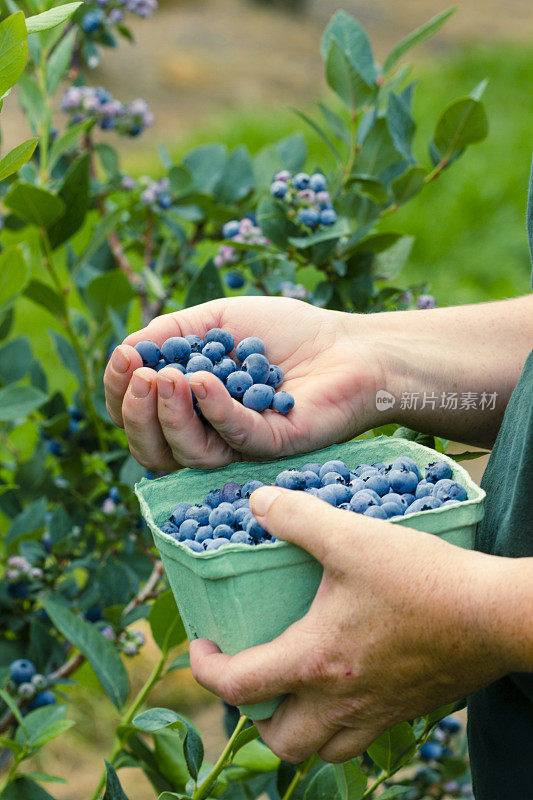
[160,456,467,553]
[134,329,295,415]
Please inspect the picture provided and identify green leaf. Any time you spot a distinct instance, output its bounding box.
[230,739,280,776]
[42,599,130,708]
[25,3,82,34]
[19,773,67,785]
[354,117,404,179]
[318,102,350,144]
[152,729,190,790]
[134,708,183,732]
[384,7,457,72]
[103,761,130,800]
[0,12,28,99]
[347,231,403,256]
[46,28,76,95]
[0,138,38,182]
[133,708,204,782]
[387,93,415,160]
[149,590,186,653]
[0,688,26,730]
[84,270,136,315]
[0,337,32,383]
[375,235,414,279]
[23,278,66,317]
[325,39,377,113]
[0,384,47,421]
[391,165,426,205]
[215,145,254,204]
[378,788,413,799]
[49,330,82,380]
[276,132,307,172]
[49,120,92,170]
[367,721,416,772]
[349,173,388,203]
[448,450,490,461]
[227,725,260,759]
[4,183,65,228]
[166,652,190,672]
[15,705,73,750]
[0,246,30,314]
[304,764,339,800]
[48,153,90,248]
[0,777,56,800]
[321,10,377,86]
[0,736,24,756]
[333,760,367,799]
[183,144,227,194]
[256,196,299,249]
[185,259,224,307]
[292,108,342,163]
[433,95,488,161]
[168,165,193,197]
[289,220,348,249]
[16,73,46,134]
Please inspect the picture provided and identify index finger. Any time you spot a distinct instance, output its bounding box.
[122,302,227,349]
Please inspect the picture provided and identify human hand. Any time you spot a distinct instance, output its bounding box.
[103,296,383,470]
[190,486,520,763]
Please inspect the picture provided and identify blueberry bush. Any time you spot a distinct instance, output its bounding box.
[0,3,487,798]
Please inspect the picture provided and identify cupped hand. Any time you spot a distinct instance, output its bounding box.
[190,487,516,764]
[103,296,383,470]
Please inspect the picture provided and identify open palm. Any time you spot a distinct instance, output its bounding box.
[103,296,382,470]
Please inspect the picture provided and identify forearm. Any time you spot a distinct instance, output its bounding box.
[358,296,533,447]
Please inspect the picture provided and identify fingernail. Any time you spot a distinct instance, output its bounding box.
[188,379,207,400]
[131,373,151,398]
[250,486,283,517]
[157,376,174,399]
[113,346,130,373]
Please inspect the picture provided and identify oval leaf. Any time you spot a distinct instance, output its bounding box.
[433,96,488,161]
[0,384,47,421]
[0,138,38,182]
[25,3,82,34]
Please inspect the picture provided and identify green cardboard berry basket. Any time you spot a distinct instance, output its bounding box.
[135,436,485,719]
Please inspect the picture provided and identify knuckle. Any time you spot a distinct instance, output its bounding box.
[271,740,310,765]
[219,675,247,708]
[128,444,157,471]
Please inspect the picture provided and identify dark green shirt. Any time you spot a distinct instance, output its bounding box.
[467,165,533,797]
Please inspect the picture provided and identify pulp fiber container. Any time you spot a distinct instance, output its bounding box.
[135,436,485,719]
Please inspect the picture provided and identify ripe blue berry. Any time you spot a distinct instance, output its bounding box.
[222,220,240,239]
[321,471,345,485]
[204,489,223,508]
[271,391,294,415]
[202,341,225,363]
[425,461,452,483]
[226,370,253,398]
[438,715,461,733]
[225,271,245,289]
[10,659,36,685]
[233,498,249,509]
[419,741,444,761]
[246,518,267,541]
[302,470,321,489]
[170,502,191,527]
[415,481,434,499]
[186,355,214,373]
[235,336,266,362]
[241,353,270,383]
[362,473,390,496]
[158,193,172,209]
[221,482,242,503]
[441,498,460,507]
[319,460,351,482]
[134,340,160,367]
[81,9,104,32]
[270,180,288,198]
[213,357,236,382]
[161,522,179,537]
[241,480,264,498]
[381,501,405,518]
[388,469,418,494]
[309,173,328,192]
[298,207,320,228]
[185,504,211,525]
[205,537,230,551]
[29,690,56,709]
[84,607,103,622]
[160,337,191,364]
[179,519,199,539]
[243,383,274,412]
[267,364,284,388]
[213,524,233,539]
[293,172,310,189]
[204,328,235,354]
[196,525,214,543]
[315,485,341,506]
[349,490,381,514]
[302,462,321,475]
[209,503,235,528]
[391,456,421,480]
[275,470,306,490]
[319,208,337,226]
[348,477,366,495]
[185,334,204,353]
[230,531,251,544]
[405,497,442,514]
[364,505,388,519]
[433,479,467,503]
[183,539,203,552]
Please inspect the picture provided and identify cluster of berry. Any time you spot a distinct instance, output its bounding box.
[215,217,268,267]
[8,660,56,710]
[134,329,295,415]
[118,628,146,656]
[270,170,338,229]
[138,177,173,209]
[81,0,157,32]
[5,556,43,599]
[278,280,310,300]
[161,456,467,553]
[102,485,121,514]
[408,715,472,800]
[61,87,154,137]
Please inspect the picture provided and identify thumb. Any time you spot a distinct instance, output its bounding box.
[249,486,354,567]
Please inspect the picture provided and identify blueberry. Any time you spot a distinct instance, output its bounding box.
[209,503,235,528]
[433,479,467,503]
[29,690,56,709]
[441,498,460,507]
[425,461,452,483]
[302,462,322,475]
[84,607,103,622]
[109,487,120,503]
[405,497,443,514]
[349,491,381,514]
[275,470,306,490]
[186,355,214,373]
[234,507,252,527]
[205,537,229,551]
[235,337,266,364]
[241,353,270,383]
[230,531,251,544]
[196,525,214,543]
[241,480,264,498]
[161,522,180,537]
[157,361,185,374]
[134,340,161,367]
[316,485,341,506]
[438,715,461,734]
[226,371,253,399]
[293,172,310,189]
[179,519,199,539]
[381,501,405,518]
[204,489,223,508]
[222,220,241,239]
[185,335,204,353]
[364,505,388,519]
[213,357,237,382]
[202,341,225,363]
[419,741,444,761]
[328,484,351,504]
[401,493,415,507]
[320,208,337,226]
[213,524,233,539]
[298,207,320,228]
[185,504,211,525]
[361,473,390,496]
[386,492,409,509]
[160,337,191,364]
[267,365,284,389]
[391,456,421,480]
[302,470,321,489]
[309,173,328,192]
[270,180,288,198]
[243,384,274,412]
[371,462,388,473]
[81,9,104,32]
[158,193,173,209]
[319,460,351,482]
[271,391,295,415]
[8,581,30,599]
[10,659,36,685]
[274,170,291,182]
[204,328,235,354]
[183,539,204,552]
[348,477,366,495]
[225,271,245,289]
[221,482,242,503]
[170,502,191,527]
[388,469,418,494]
[321,471,345,485]
[233,498,249,509]
[415,481,434,499]
[246,517,267,541]
[352,464,372,477]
